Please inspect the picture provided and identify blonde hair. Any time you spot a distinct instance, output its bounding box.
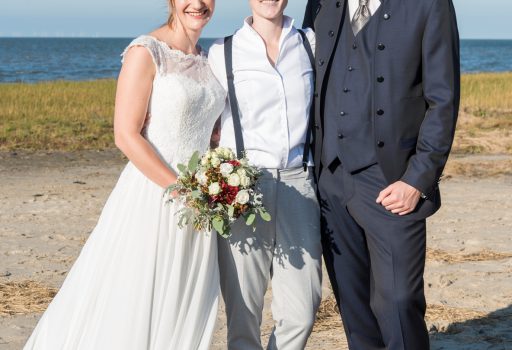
[167,0,176,27]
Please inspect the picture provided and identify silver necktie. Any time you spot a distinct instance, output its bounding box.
[351,0,371,36]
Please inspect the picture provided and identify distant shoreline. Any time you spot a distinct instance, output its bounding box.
[1,37,511,40]
[1,38,511,82]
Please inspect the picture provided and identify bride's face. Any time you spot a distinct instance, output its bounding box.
[249,0,288,21]
[173,0,215,31]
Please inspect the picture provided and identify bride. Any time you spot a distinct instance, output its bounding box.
[24,0,225,349]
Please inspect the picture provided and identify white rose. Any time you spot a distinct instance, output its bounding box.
[219,163,234,177]
[195,171,208,186]
[228,173,241,187]
[201,156,210,166]
[210,156,221,167]
[208,182,221,195]
[216,147,231,159]
[235,190,250,205]
[236,169,247,178]
[216,147,226,157]
[224,148,235,159]
[240,175,251,188]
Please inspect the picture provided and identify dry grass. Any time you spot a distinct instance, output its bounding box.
[444,155,512,177]
[1,73,511,152]
[425,304,488,324]
[452,72,512,155]
[0,280,57,316]
[0,80,116,151]
[314,295,502,331]
[314,294,343,332]
[452,112,512,154]
[461,72,512,113]
[426,249,512,264]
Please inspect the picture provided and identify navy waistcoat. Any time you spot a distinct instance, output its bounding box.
[322,4,383,172]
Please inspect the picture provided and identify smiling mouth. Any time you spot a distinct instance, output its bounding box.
[185,8,209,18]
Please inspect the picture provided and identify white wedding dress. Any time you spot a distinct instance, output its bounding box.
[24,35,226,350]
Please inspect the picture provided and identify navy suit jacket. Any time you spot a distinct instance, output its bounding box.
[304,0,460,211]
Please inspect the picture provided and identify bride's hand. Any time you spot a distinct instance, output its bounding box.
[167,189,179,200]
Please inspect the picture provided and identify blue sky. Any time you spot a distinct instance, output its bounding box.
[0,0,510,39]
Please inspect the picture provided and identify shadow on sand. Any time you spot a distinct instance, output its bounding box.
[430,304,512,350]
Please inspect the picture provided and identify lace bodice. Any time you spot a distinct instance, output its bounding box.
[121,35,226,168]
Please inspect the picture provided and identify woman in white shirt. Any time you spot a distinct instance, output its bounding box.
[208,1,322,349]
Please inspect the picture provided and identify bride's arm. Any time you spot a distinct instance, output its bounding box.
[114,46,177,189]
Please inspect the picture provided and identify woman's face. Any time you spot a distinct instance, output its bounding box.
[173,0,215,31]
[249,0,288,21]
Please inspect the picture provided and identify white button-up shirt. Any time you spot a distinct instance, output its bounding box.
[349,0,381,20]
[208,16,315,169]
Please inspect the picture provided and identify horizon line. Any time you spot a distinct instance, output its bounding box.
[1,36,511,41]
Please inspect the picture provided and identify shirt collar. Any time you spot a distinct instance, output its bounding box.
[241,15,296,40]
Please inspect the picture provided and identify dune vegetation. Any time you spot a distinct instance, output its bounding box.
[0,73,511,153]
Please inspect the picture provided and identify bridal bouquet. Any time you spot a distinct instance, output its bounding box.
[166,148,271,238]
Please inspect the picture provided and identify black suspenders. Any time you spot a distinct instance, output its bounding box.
[223,35,246,159]
[297,29,316,171]
[223,30,316,170]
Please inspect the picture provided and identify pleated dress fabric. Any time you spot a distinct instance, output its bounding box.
[24,35,227,350]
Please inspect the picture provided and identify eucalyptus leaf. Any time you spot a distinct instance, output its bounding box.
[178,214,189,228]
[219,227,231,239]
[227,205,235,218]
[245,213,256,226]
[188,151,200,173]
[167,184,179,191]
[191,190,201,199]
[259,210,272,222]
[212,216,225,235]
[177,163,188,174]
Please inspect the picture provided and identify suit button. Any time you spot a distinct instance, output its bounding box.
[329,30,335,37]
[377,43,385,50]
[340,111,346,116]
[318,59,325,66]
[343,88,349,93]
[336,1,342,7]
[352,43,357,49]
[314,124,320,130]
[383,13,391,20]
[314,92,318,98]
[376,109,384,116]
[377,76,384,83]
[377,141,385,147]
[338,134,344,139]
[347,66,353,71]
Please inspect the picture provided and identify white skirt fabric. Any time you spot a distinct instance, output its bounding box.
[24,162,219,350]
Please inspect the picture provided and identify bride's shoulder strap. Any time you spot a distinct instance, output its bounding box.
[121,35,165,72]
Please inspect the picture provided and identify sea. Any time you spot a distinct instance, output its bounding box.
[0,38,511,83]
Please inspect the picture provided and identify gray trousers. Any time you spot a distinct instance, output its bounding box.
[218,167,322,350]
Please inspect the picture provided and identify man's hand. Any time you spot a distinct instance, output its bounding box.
[376,181,421,216]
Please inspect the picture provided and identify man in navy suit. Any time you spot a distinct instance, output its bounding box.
[304,0,460,348]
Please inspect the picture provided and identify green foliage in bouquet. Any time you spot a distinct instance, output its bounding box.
[166,149,271,238]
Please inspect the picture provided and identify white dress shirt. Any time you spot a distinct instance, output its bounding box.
[208,16,316,169]
[348,0,381,20]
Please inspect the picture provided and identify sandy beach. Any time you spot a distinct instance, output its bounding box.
[0,150,511,349]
